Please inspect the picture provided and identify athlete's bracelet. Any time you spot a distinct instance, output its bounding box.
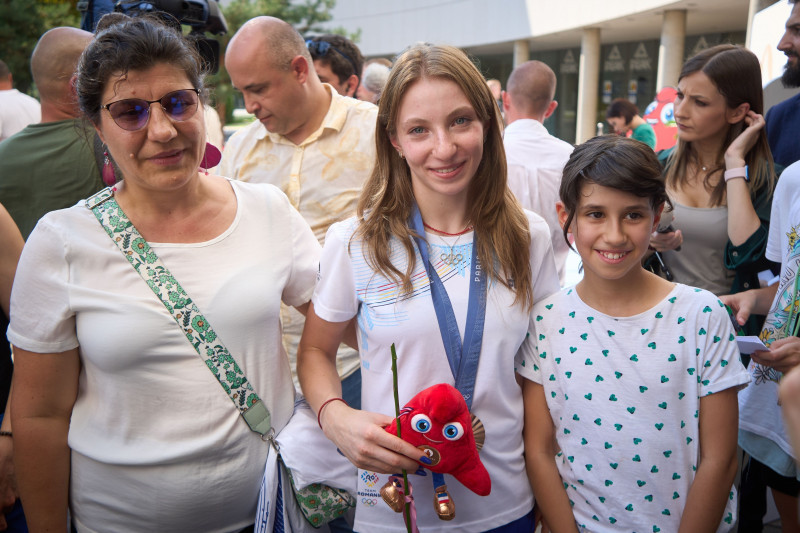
[317,397,347,429]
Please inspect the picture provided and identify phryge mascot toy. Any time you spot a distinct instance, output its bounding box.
[381,383,490,523]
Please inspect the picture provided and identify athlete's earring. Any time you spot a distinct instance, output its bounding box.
[397,149,405,159]
[102,146,116,186]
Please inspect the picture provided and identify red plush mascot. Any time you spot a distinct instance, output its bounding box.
[381,383,490,522]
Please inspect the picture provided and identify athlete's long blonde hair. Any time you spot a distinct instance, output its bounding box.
[355,44,533,309]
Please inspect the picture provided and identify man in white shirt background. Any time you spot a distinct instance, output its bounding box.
[502,60,574,284]
[0,59,40,143]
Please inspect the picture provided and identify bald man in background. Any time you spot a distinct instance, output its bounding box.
[221,17,377,411]
[502,60,574,284]
[0,27,103,240]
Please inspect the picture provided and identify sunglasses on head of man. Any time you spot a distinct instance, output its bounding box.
[305,39,360,86]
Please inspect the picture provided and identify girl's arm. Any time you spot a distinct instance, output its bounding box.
[295,302,358,350]
[0,205,23,317]
[297,303,422,474]
[677,388,739,533]
[522,379,579,533]
[724,110,766,246]
[0,205,23,529]
[12,346,80,532]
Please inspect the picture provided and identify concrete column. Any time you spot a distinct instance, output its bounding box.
[745,0,758,48]
[656,9,687,91]
[513,39,530,68]
[576,27,600,144]
[745,0,781,48]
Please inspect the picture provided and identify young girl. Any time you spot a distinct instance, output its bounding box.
[519,135,749,532]
[298,43,560,532]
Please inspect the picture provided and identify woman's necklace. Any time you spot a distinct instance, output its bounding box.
[437,233,466,265]
[695,155,718,174]
[694,161,710,173]
[423,221,473,265]
[423,221,474,236]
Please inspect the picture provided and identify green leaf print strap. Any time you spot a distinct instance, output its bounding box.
[85,187,272,438]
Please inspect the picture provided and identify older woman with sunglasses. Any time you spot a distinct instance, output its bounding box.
[9,14,322,533]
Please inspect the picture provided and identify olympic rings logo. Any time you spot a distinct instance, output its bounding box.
[361,498,378,507]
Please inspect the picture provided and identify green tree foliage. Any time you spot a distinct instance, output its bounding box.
[1,0,358,116]
[0,1,44,94]
[0,0,80,95]
[40,2,81,30]
[221,0,336,38]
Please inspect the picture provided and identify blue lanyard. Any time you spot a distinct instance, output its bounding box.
[409,204,487,410]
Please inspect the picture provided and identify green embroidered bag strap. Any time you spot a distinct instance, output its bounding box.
[85,187,272,437]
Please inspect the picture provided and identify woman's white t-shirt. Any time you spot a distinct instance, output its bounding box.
[8,180,321,532]
[313,212,560,532]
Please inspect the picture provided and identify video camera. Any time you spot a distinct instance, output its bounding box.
[79,0,228,74]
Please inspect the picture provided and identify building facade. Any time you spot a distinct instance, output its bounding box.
[322,0,782,144]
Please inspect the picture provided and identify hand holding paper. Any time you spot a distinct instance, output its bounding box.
[749,337,800,374]
[737,336,768,355]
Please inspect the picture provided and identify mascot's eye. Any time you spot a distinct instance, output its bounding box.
[661,102,675,125]
[442,422,464,441]
[411,414,432,433]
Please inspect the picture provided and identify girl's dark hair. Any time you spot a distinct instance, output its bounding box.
[605,98,638,123]
[560,135,670,247]
[76,13,206,125]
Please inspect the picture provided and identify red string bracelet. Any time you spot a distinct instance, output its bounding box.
[317,397,347,429]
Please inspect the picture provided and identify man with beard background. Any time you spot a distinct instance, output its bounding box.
[766,0,800,167]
